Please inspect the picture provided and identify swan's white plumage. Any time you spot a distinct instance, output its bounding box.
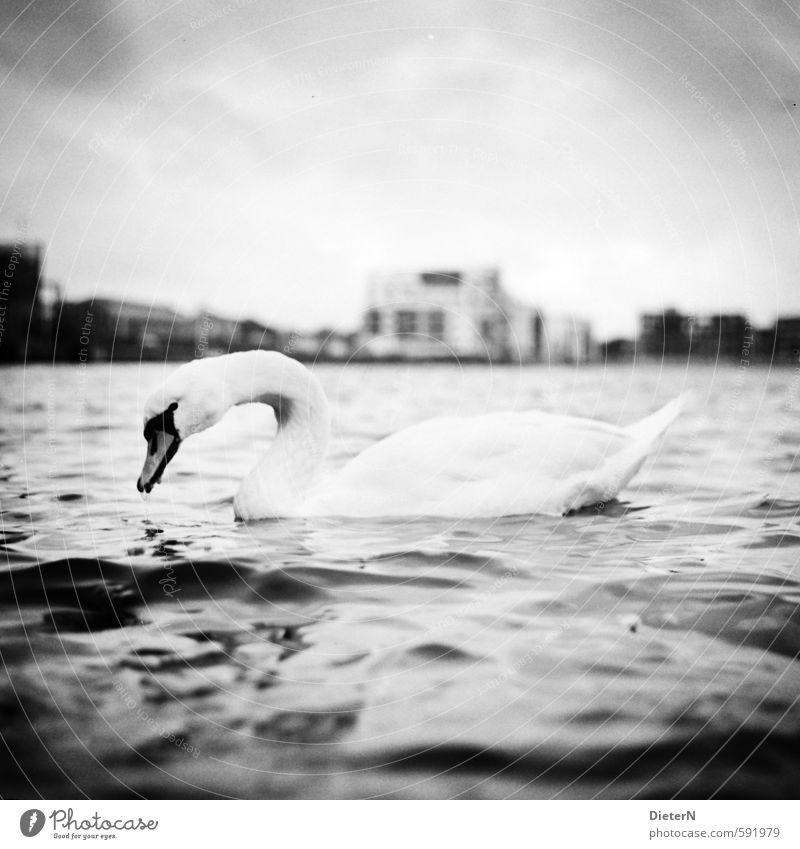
[306,404,681,517]
[139,351,685,520]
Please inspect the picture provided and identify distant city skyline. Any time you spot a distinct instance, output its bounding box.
[1,0,798,339]
[5,237,799,365]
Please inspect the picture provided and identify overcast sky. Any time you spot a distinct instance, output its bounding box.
[1,0,798,338]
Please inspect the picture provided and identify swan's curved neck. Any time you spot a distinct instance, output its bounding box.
[226,352,330,519]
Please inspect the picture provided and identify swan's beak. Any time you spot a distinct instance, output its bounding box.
[137,430,180,494]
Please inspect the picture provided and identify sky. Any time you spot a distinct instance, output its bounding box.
[0,0,798,339]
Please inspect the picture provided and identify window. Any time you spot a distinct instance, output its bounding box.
[365,309,381,334]
[421,271,461,286]
[428,310,445,337]
[395,310,417,334]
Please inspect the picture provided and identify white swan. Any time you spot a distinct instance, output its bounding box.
[137,350,684,521]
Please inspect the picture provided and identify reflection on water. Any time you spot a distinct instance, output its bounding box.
[0,361,799,799]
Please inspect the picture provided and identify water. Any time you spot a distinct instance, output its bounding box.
[1,361,799,799]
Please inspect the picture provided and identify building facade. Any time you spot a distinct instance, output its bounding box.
[359,267,582,362]
[542,315,593,364]
[637,309,789,362]
[640,308,691,358]
[0,241,47,362]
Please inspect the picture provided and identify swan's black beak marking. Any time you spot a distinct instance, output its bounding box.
[137,403,180,494]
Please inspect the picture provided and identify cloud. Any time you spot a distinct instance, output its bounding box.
[1,0,798,338]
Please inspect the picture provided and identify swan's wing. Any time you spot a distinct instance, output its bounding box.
[311,410,643,517]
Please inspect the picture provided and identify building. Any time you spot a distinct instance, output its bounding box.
[640,308,692,359]
[541,314,593,364]
[688,314,750,359]
[52,298,187,360]
[309,328,357,361]
[636,309,800,364]
[0,240,47,362]
[600,337,636,361]
[51,298,280,361]
[192,313,279,358]
[770,316,800,364]
[358,267,565,362]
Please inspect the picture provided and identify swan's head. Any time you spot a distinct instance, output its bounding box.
[137,360,228,493]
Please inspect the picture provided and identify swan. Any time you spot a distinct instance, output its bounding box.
[137,350,684,520]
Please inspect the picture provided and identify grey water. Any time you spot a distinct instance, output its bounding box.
[1,361,799,799]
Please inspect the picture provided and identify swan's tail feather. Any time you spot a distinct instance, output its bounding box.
[625,393,689,443]
[558,394,689,514]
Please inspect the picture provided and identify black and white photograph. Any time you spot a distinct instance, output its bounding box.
[0,0,799,836]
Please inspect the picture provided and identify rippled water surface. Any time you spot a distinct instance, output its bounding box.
[1,361,799,799]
